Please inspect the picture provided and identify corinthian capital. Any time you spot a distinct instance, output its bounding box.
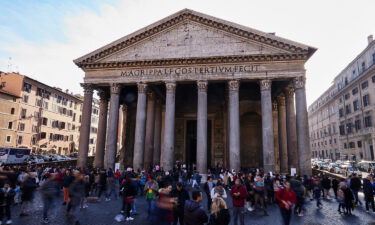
[277,95,286,106]
[80,83,94,94]
[283,86,295,98]
[98,89,108,101]
[293,76,306,89]
[137,83,148,93]
[110,83,121,94]
[165,81,176,93]
[228,80,239,92]
[197,80,208,92]
[260,79,271,91]
[272,101,278,111]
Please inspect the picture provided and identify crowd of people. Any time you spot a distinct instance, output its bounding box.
[0,163,373,225]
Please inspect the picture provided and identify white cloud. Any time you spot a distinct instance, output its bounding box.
[1,0,374,104]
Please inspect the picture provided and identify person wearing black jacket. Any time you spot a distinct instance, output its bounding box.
[203,176,215,210]
[0,182,15,224]
[321,176,331,199]
[350,173,362,206]
[331,178,339,199]
[97,169,107,200]
[121,175,137,221]
[171,182,190,225]
[184,191,208,225]
[363,175,375,212]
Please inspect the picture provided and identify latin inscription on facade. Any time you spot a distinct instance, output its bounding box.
[120,65,260,78]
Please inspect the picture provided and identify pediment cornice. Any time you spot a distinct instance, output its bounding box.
[74,9,316,67]
[79,53,307,70]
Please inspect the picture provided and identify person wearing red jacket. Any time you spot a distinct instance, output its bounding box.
[230,179,248,225]
[275,180,297,225]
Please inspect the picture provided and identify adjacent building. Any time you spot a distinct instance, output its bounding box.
[0,72,96,155]
[309,35,375,161]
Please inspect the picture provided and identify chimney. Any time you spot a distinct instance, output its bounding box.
[368,35,374,44]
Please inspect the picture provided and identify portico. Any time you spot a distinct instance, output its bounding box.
[74,9,316,176]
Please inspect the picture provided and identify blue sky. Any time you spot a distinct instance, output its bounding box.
[0,0,374,104]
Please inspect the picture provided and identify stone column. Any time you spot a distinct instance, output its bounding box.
[277,95,288,173]
[284,86,299,171]
[260,79,275,173]
[104,83,121,169]
[272,101,280,173]
[228,80,240,171]
[197,80,208,176]
[133,83,148,171]
[94,89,108,168]
[77,83,94,168]
[119,105,127,169]
[153,99,162,165]
[161,81,176,171]
[144,91,156,169]
[294,76,312,176]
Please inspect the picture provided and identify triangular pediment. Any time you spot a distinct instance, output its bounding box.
[100,21,287,62]
[74,9,316,66]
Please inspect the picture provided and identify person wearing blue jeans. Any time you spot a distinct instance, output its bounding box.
[144,177,159,220]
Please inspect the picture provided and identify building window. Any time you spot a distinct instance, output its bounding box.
[357,141,362,148]
[339,108,344,117]
[22,95,29,103]
[339,125,345,135]
[346,123,352,133]
[344,93,350,100]
[40,132,46,139]
[18,123,25,131]
[23,82,31,93]
[362,81,369,89]
[361,62,366,72]
[372,75,375,83]
[345,105,351,114]
[349,142,355,148]
[5,136,11,143]
[344,143,347,149]
[353,100,359,111]
[355,119,361,130]
[34,111,40,119]
[334,138,337,144]
[20,108,27,119]
[373,53,375,64]
[43,102,48,110]
[10,108,15,114]
[17,136,23,145]
[42,118,48,126]
[7,122,13,129]
[363,94,370,107]
[35,99,42,107]
[365,116,372,127]
[352,87,358,95]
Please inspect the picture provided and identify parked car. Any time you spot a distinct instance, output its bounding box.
[61,155,72,160]
[69,152,78,158]
[328,163,339,173]
[357,161,375,172]
[42,155,53,162]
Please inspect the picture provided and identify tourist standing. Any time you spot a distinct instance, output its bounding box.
[171,182,190,225]
[144,176,159,220]
[0,182,15,224]
[275,180,296,225]
[208,197,230,225]
[350,173,362,206]
[203,176,215,210]
[121,175,137,221]
[62,170,73,205]
[19,172,37,217]
[230,179,248,225]
[363,175,375,212]
[183,191,208,225]
[40,173,58,224]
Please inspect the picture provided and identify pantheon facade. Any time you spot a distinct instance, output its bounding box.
[74,9,316,176]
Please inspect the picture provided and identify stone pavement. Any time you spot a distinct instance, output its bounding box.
[10,188,375,225]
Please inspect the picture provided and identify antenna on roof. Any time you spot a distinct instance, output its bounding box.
[7,57,12,73]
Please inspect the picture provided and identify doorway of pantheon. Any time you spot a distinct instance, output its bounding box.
[240,112,262,168]
[185,120,212,169]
